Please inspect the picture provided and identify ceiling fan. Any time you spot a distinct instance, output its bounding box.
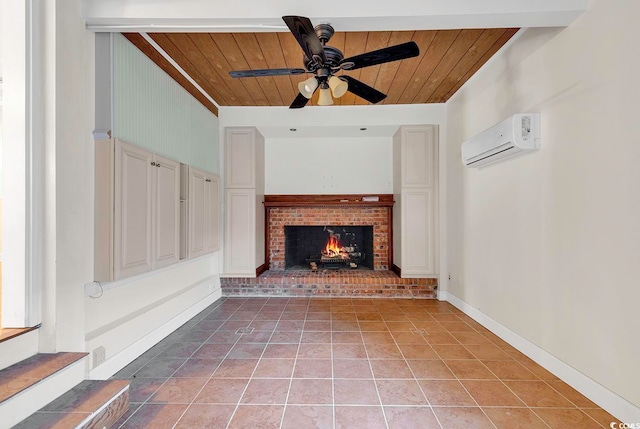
[229,15,420,108]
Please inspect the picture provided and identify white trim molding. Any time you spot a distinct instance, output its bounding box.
[441,291,640,424]
[83,0,588,33]
[88,287,222,380]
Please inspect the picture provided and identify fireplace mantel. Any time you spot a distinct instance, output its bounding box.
[263,194,394,273]
[264,194,394,208]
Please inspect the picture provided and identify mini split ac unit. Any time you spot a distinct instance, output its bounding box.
[461,113,541,168]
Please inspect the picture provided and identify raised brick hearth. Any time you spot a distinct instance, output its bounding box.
[221,270,438,298]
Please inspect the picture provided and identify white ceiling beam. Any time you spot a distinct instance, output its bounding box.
[83,0,588,32]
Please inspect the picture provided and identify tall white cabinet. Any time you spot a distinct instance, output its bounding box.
[95,138,219,282]
[392,125,438,277]
[223,127,265,276]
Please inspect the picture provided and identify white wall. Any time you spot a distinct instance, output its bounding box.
[85,257,219,376]
[265,137,391,194]
[446,0,640,414]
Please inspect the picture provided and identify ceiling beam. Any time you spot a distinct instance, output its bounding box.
[83,0,588,32]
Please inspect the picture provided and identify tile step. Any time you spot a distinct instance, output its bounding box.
[0,352,88,428]
[13,379,130,429]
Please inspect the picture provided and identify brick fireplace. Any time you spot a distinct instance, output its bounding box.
[264,195,394,271]
[220,194,438,298]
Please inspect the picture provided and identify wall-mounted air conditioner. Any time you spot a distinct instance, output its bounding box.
[461,113,541,168]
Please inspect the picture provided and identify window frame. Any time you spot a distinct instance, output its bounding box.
[1,0,42,328]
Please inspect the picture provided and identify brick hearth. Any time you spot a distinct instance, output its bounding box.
[221,270,438,298]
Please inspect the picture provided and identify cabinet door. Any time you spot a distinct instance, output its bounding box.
[401,126,436,187]
[114,140,153,280]
[188,167,208,258]
[153,154,180,268]
[224,188,256,273]
[400,188,436,276]
[225,128,256,188]
[204,174,220,253]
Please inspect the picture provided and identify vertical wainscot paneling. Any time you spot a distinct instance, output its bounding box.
[112,34,219,174]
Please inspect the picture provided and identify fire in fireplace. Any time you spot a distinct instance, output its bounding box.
[284,225,374,270]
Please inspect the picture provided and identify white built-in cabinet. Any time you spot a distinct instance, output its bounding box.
[223,127,265,276]
[392,125,438,277]
[183,165,220,259]
[113,140,181,279]
[95,138,219,282]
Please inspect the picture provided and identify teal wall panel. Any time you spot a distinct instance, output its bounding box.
[112,33,219,173]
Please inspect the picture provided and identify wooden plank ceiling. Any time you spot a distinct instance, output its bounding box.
[124,27,518,115]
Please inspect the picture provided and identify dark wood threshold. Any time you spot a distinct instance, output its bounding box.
[391,264,402,277]
[0,324,41,343]
[256,263,267,277]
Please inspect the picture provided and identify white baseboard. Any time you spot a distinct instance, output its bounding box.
[89,288,222,380]
[442,291,640,424]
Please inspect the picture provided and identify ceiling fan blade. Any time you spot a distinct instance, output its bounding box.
[341,75,387,104]
[229,68,306,78]
[282,15,327,65]
[289,92,311,109]
[340,41,419,71]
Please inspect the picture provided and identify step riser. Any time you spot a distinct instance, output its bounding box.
[0,357,86,429]
[77,385,130,429]
[0,330,38,371]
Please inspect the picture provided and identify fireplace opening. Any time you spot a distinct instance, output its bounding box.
[284,226,374,270]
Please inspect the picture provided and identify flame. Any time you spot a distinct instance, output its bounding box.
[323,236,342,257]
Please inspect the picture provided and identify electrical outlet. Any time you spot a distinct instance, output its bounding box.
[93,346,106,367]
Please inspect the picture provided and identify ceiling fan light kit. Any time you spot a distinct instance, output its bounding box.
[229,15,420,108]
[298,76,319,99]
[318,85,334,106]
[328,76,348,98]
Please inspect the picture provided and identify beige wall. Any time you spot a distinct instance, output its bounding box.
[446,0,640,409]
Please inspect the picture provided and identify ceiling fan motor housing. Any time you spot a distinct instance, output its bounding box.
[304,46,344,72]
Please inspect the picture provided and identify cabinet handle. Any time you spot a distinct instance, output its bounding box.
[205,179,211,182]
[156,163,161,168]
[150,162,156,166]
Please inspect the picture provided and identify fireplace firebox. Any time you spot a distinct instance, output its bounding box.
[284,225,374,270]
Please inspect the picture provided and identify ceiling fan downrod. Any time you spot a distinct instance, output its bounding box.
[314,23,334,44]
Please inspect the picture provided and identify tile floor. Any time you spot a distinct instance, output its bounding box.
[112,297,620,428]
